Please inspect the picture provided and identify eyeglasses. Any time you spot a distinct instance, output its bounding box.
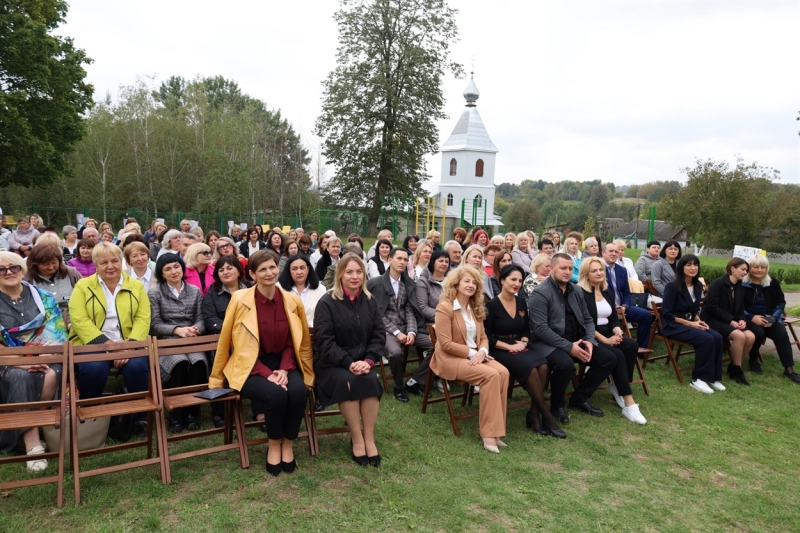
[200,251,213,256]
[0,265,23,275]
[217,244,232,250]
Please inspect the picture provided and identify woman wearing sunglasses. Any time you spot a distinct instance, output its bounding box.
[184,243,215,296]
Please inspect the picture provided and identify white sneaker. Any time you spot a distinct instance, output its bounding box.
[690,379,714,394]
[473,385,480,393]
[710,381,726,391]
[26,445,48,473]
[608,382,625,409]
[381,356,389,365]
[621,403,647,425]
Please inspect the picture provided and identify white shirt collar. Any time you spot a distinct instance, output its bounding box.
[453,299,471,312]
[98,276,123,294]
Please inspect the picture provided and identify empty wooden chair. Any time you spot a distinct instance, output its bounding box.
[152,334,249,479]
[69,338,167,504]
[0,344,69,507]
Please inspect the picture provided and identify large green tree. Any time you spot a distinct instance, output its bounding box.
[316,0,463,235]
[662,157,777,248]
[0,0,93,187]
[503,200,542,232]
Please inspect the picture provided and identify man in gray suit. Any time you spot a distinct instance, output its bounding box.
[527,253,617,423]
[367,247,432,402]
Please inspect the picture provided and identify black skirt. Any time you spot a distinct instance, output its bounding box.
[489,347,547,384]
[313,362,383,408]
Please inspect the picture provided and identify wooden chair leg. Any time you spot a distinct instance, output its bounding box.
[71,403,81,504]
[421,366,434,414]
[442,378,460,437]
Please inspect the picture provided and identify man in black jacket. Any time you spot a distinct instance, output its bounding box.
[527,253,617,422]
[366,247,432,402]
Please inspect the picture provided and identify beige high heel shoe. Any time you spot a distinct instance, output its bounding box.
[482,438,499,454]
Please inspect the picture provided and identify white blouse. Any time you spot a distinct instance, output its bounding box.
[596,297,612,326]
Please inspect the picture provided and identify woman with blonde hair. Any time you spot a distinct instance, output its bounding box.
[503,232,516,252]
[313,253,385,466]
[461,244,493,306]
[28,213,44,230]
[522,253,552,296]
[565,232,583,282]
[410,238,434,280]
[489,235,505,248]
[426,229,441,251]
[613,239,637,279]
[124,241,157,291]
[184,242,215,296]
[511,231,535,274]
[577,257,646,424]
[432,266,510,453]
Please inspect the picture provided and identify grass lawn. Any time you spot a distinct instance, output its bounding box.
[3,340,800,532]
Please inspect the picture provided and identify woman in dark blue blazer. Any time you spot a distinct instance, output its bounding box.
[660,255,724,395]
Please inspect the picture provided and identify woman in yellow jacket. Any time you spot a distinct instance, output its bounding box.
[209,250,314,476]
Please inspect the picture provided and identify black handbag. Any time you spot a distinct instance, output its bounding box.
[630,293,649,310]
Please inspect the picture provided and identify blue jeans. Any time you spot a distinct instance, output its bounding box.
[77,358,150,421]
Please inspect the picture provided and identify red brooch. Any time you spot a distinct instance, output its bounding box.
[519,311,526,317]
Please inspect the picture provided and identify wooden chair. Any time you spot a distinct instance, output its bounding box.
[420,325,479,437]
[152,335,249,480]
[305,327,348,454]
[642,279,656,295]
[0,344,69,507]
[69,339,167,504]
[644,303,696,383]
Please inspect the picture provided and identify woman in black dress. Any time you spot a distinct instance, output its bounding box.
[578,257,647,425]
[700,257,756,386]
[313,253,385,467]
[484,265,565,438]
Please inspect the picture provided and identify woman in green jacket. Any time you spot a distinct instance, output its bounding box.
[68,243,151,434]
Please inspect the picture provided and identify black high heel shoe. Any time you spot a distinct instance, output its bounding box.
[526,409,549,436]
[367,454,381,467]
[266,456,282,476]
[351,439,368,466]
[281,459,297,473]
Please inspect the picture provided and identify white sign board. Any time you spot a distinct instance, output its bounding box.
[227,220,234,229]
[240,223,247,231]
[732,245,763,260]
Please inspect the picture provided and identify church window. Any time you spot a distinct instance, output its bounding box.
[447,193,453,206]
[449,158,457,176]
[475,159,484,177]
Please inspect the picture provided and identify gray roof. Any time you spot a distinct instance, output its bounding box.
[614,220,687,241]
[441,76,498,153]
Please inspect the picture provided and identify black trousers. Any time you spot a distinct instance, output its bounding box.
[164,361,206,422]
[596,325,639,397]
[749,322,795,368]
[546,345,616,407]
[385,331,433,386]
[240,369,306,441]
[408,331,434,386]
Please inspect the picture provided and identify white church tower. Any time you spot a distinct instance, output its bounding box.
[428,73,502,229]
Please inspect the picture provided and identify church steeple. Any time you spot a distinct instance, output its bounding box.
[441,73,497,153]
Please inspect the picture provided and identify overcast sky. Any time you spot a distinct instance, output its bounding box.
[60,0,800,186]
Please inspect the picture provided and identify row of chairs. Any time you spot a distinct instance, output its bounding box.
[0,334,329,507]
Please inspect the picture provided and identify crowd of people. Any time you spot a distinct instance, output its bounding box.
[0,216,796,477]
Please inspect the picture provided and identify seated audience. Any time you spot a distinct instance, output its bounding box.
[68,242,151,435]
[402,234,419,257]
[239,227,267,259]
[601,243,654,352]
[491,250,514,297]
[309,233,328,269]
[124,241,157,292]
[412,249,450,393]
[635,240,661,283]
[214,236,249,274]
[179,232,199,257]
[743,255,800,382]
[209,250,314,475]
[156,229,183,259]
[410,238,434,280]
[552,231,563,253]
[578,258,647,424]
[229,225,242,243]
[24,244,81,319]
[278,240,300,275]
[613,239,637,279]
[277,254,326,328]
[511,231,535,274]
[298,235,312,256]
[8,217,40,257]
[462,244,493,302]
[61,225,79,262]
[482,244,502,278]
[366,229,393,259]
[528,253,618,423]
[67,238,97,277]
[368,238,392,279]
[314,253,384,466]
[367,247,432,401]
[522,253,552,296]
[444,240,463,269]
[426,229,441,251]
[308,230,319,251]
[472,229,489,249]
[651,240,681,297]
[184,242,215,296]
[149,253,206,433]
[700,257,756,386]
[0,252,69,473]
[452,227,468,251]
[189,226,204,242]
[661,255,724,394]
[314,236,342,282]
[205,230,221,255]
[564,234,583,283]
[432,265,510,453]
[485,265,566,438]
[581,237,600,259]
[266,230,284,256]
[503,232,516,252]
[537,239,555,257]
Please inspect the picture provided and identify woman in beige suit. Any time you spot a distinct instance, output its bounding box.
[432,265,510,453]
